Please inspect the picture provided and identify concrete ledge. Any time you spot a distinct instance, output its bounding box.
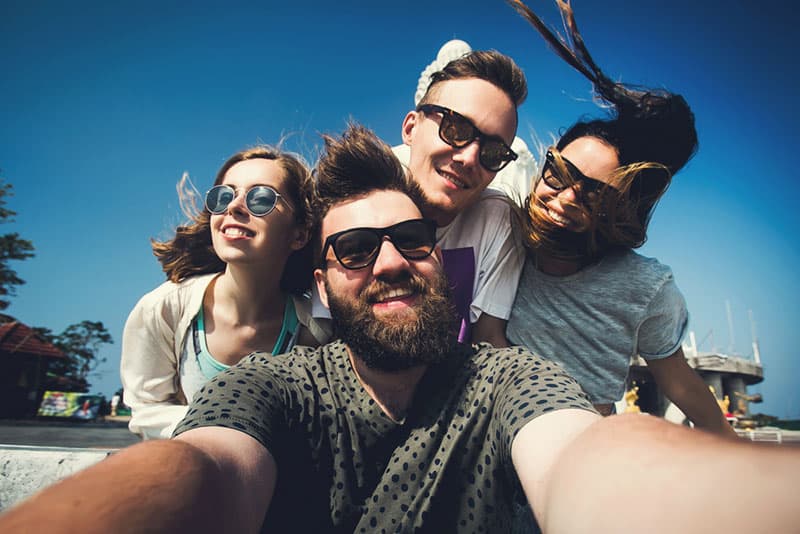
[0,445,117,511]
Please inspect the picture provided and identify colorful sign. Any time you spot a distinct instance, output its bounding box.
[37,391,103,420]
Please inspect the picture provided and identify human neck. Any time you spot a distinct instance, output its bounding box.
[213,264,286,324]
[347,348,427,422]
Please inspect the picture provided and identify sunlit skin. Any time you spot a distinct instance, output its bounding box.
[401,78,517,226]
[205,158,308,364]
[209,158,304,268]
[533,136,619,234]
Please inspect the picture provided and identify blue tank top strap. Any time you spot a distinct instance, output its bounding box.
[271,296,299,355]
[193,305,229,380]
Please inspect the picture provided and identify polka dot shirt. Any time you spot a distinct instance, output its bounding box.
[174,341,593,533]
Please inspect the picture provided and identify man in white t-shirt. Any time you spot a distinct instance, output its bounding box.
[395,44,530,345]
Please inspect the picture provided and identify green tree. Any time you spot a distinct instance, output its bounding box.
[36,321,113,392]
[0,178,35,310]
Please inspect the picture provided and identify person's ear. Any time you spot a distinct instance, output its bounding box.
[401,111,419,147]
[313,268,330,309]
[433,245,443,265]
[289,226,309,251]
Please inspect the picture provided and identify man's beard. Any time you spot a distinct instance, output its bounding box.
[325,269,459,372]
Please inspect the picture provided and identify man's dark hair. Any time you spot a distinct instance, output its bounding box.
[419,50,528,108]
[311,123,425,261]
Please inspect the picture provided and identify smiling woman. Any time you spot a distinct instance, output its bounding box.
[505,0,737,437]
[120,146,330,440]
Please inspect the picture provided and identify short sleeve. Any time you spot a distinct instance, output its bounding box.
[173,354,289,449]
[468,195,525,322]
[637,274,688,360]
[487,347,595,458]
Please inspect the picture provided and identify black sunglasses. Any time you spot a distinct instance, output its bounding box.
[416,104,517,172]
[205,184,291,217]
[321,219,437,270]
[541,150,609,200]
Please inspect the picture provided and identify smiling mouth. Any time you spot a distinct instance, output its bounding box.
[438,169,469,190]
[546,208,573,227]
[371,287,414,303]
[223,227,254,238]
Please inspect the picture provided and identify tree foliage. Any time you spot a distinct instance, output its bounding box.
[0,178,35,310]
[35,321,113,392]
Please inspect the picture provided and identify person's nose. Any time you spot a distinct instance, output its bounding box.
[226,191,248,215]
[451,139,481,169]
[371,237,411,277]
[557,184,581,203]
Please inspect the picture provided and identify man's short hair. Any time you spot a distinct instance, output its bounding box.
[311,124,425,260]
[418,50,528,108]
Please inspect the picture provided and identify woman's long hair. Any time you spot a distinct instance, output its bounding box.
[151,146,313,294]
[508,0,698,259]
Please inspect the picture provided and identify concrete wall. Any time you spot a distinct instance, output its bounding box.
[0,445,115,511]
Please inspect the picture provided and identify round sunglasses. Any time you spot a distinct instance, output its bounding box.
[416,103,518,172]
[321,219,437,270]
[204,184,291,217]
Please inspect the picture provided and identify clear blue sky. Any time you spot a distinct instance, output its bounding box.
[2,1,798,418]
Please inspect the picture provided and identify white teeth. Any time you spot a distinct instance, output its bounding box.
[376,288,412,302]
[441,171,467,189]
[223,227,253,237]
[547,209,572,226]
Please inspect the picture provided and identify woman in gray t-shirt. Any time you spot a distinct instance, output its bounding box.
[505,0,735,437]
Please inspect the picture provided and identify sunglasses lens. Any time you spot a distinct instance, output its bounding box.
[333,230,381,269]
[246,186,278,216]
[205,185,234,214]
[440,113,476,148]
[390,220,436,259]
[542,162,567,190]
[480,142,511,172]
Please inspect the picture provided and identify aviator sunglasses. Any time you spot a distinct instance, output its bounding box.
[321,219,438,270]
[416,104,518,172]
[205,184,291,217]
[541,149,610,201]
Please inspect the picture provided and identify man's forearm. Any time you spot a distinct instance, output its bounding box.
[540,414,799,533]
[0,440,232,534]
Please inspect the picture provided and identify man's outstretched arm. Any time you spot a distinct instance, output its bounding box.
[513,411,800,534]
[0,427,276,534]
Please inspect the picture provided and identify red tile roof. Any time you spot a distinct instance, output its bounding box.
[0,321,66,359]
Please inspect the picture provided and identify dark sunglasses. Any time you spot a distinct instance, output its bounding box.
[416,104,517,172]
[321,219,437,270]
[205,184,291,217]
[541,150,609,200]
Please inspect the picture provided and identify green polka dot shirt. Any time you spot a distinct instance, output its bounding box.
[175,341,593,533]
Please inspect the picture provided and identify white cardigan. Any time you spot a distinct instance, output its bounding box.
[121,273,329,439]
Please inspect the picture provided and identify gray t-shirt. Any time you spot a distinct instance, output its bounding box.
[174,340,593,532]
[506,249,688,404]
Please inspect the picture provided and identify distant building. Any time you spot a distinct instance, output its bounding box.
[622,333,764,424]
[0,316,68,418]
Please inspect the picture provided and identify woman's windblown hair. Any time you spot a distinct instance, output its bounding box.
[507,0,698,257]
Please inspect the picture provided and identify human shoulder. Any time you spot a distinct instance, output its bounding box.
[440,188,516,246]
[133,273,217,313]
[242,341,346,379]
[604,249,672,277]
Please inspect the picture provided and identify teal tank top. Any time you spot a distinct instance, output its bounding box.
[192,297,299,380]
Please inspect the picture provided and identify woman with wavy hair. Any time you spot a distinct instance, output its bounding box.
[505,0,735,436]
[122,146,329,439]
